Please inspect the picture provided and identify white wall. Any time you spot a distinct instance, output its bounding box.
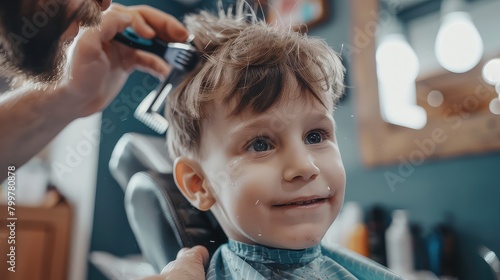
[49,113,102,280]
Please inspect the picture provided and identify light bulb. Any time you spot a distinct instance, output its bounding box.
[378,80,427,130]
[427,90,444,107]
[377,34,420,81]
[435,12,483,73]
[489,97,500,115]
[377,34,426,130]
[482,59,500,85]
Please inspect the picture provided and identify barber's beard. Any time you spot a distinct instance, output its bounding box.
[0,0,102,85]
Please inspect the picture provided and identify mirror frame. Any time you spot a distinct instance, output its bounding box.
[350,0,500,167]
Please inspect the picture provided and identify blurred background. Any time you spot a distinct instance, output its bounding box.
[1,0,499,279]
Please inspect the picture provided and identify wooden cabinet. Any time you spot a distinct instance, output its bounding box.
[0,201,72,280]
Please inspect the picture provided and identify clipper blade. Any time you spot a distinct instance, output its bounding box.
[134,90,169,134]
[133,37,198,134]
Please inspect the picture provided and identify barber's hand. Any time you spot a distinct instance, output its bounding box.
[62,3,188,118]
[142,246,209,280]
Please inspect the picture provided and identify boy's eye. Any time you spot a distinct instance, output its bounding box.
[305,130,325,144]
[247,138,273,152]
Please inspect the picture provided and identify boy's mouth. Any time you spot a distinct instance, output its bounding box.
[273,196,330,207]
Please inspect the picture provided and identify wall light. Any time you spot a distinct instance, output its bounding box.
[427,90,444,108]
[482,58,500,115]
[482,58,500,85]
[435,0,483,73]
[377,33,427,130]
[489,98,500,115]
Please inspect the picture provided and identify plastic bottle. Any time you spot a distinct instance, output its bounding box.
[427,224,458,278]
[427,227,443,275]
[323,201,356,247]
[322,217,343,246]
[440,225,457,278]
[367,206,387,265]
[386,210,414,275]
[341,202,370,257]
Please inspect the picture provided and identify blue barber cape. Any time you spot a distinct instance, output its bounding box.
[206,239,404,280]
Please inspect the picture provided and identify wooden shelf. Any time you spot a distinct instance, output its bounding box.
[0,201,72,280]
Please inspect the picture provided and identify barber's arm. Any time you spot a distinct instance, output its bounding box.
[142,246,209,280]
[0,4,187,180]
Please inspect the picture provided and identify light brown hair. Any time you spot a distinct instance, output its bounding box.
[166,1,345,160]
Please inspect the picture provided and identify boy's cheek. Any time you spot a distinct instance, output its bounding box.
[203,168,234,192]
[225,156,247,178]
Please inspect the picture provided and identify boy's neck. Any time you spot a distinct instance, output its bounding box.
[226,239,322,264]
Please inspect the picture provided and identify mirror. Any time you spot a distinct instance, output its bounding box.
[350,0,500,167]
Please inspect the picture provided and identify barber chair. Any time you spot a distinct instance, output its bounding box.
[109,133,227,273]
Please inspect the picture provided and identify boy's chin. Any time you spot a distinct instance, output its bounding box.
[256,232,326,250]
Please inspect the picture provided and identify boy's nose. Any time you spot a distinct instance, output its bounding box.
[282,147,320,182]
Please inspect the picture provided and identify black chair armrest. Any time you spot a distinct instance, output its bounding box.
[109,133,172,191]
[124,171,227,272]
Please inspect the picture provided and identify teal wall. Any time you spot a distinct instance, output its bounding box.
[314,1,500,279]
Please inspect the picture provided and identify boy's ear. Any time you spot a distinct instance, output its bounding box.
[173,156,215,211]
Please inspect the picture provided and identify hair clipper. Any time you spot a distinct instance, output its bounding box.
[114,27,199,134]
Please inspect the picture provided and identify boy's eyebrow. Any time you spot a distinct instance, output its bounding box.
[226,118,272,138]
[227,112,335,138]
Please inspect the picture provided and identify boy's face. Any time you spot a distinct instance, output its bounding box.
[196,79,346,250]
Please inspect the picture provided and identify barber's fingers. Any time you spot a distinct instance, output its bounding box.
[99,4,134,41]
[132,50,170,78]
[103,3,155,40]
[126,5,188,42]
[139,246,208,280]
[168,246,209,270]
[176,246,209,265]
[127,11,155,39]
[99,4,188,43]
[176,248,189,258]
[161,246,210,274]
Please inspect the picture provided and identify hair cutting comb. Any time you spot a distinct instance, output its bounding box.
[114,27,198,134]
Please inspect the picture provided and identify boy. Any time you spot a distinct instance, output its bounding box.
[165,2,404,279]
